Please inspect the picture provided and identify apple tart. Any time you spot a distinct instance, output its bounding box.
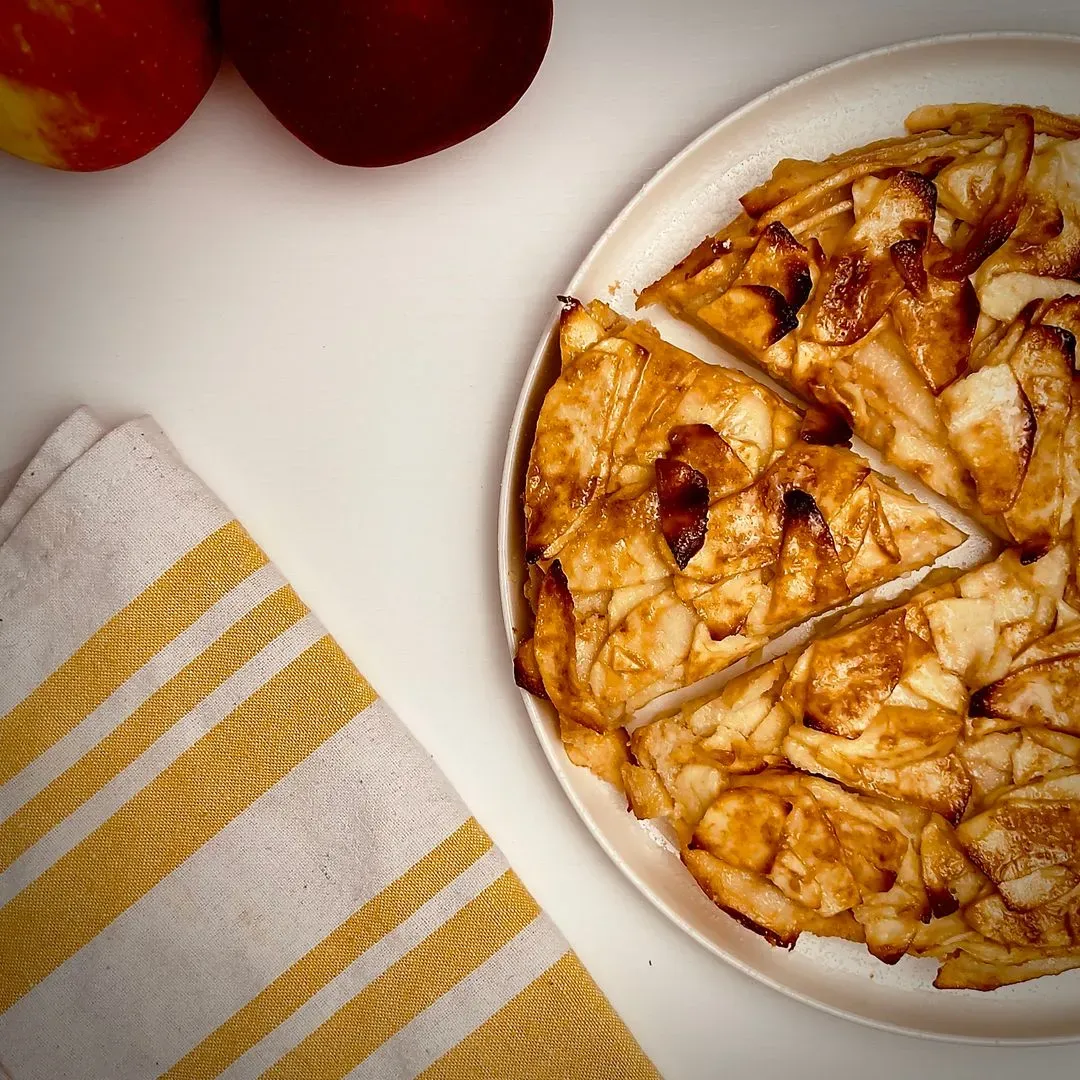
[514,298,964,787]
[639,104,1080,548]
[514,102,1080,991]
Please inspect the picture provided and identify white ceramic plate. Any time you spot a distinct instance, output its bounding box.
[498,33,1080,1043]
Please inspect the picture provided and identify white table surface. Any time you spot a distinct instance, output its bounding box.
[3,2,1080,1076]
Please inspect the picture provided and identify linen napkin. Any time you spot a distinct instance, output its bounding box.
[0,408,660,1080]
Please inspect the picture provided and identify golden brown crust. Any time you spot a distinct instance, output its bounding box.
[512,637,548,700]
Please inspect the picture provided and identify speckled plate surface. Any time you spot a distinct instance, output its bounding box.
[498,33,1080,1042]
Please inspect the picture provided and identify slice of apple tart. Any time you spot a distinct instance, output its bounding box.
[624,544,1080,986]
[514,298,964,785]
[640,105,1080,549]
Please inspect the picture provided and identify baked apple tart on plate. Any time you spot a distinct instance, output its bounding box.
[500,32,1080,1040]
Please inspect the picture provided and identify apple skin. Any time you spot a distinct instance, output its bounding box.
[221,0,553,167]
[0,0,219,171]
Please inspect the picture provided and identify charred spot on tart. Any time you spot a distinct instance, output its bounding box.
[759,221,815,310]
[655,457,710,570]
[890,237,929,299]
[927,888,962,921]
[748,285,802,343]
[798,404,854,446]
[1019,542,1051,566]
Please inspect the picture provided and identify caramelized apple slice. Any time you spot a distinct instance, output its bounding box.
[767,489,848,624]
[784,707,970,821]
[636,215,757,315]
[531,562,611,732]
[806,170,937,347]
[933,138,1006,224]
[802,609,907,737]
[682,847,863,949]
[675,571,768,640]
[557,295,622,367]
[554,488,671,592]
[1004,324,1074,545]
[920,816,989,918]
[957,769,1080,870]
[979,273,1080,324]
[667,423,753,498]
[626,714,730,842]
[558,714,629,793]
[693,788,792,874]
[939,363,1035,513]
[524,330,643,560]
[892,269,979,392]
[970,652,1080,734]
[933,114,1035,280]
[655,457,709,570]
[694,222,814,353]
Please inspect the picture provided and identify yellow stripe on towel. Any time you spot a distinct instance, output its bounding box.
[0,521,267,785]
[0,585,310,872]
[164,818,494,1080]
[261,870,540,1080]
[0,636,376,1011]
[421,952,662,1080]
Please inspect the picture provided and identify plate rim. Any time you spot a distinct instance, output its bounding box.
[497,29,1080,1045]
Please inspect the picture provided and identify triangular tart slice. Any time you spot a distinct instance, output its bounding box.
[516,299,965,782]
[639,107,1080,548]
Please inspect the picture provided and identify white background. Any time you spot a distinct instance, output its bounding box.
[3,2,1080,1076]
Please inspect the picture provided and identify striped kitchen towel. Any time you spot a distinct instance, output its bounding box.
[0,408,660,1080]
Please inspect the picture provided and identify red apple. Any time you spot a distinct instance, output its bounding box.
[0,0,219,171]
[221,0,553,167]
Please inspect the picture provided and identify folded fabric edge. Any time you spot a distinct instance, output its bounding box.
[0,406,108,546]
